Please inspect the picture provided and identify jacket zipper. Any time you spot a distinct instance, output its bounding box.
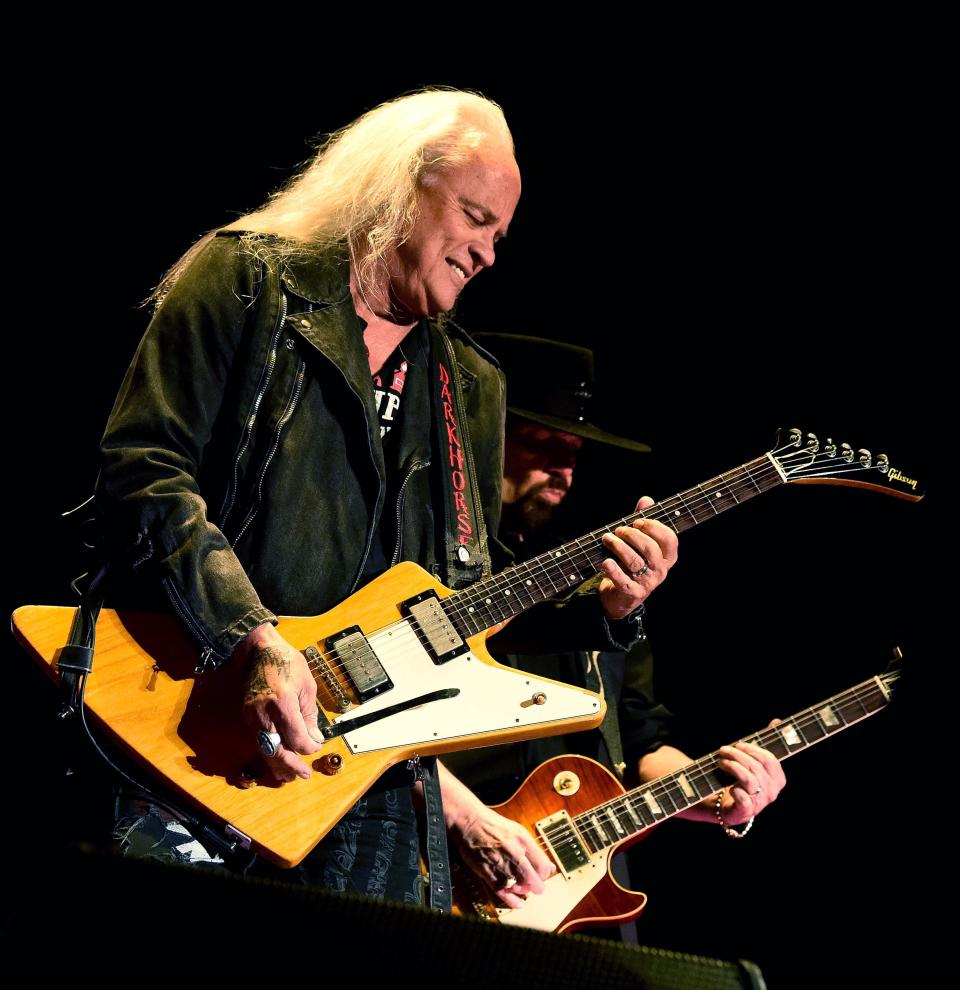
[390,459,429,567]
[219,291,289,530]
[233,357,306,545]
[161,574,230,672]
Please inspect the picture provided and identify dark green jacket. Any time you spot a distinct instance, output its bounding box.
[97,232,636,670]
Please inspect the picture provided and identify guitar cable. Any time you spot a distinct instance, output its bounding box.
[59,575,257,870]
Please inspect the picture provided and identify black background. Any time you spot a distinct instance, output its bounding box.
[10,54,936,986]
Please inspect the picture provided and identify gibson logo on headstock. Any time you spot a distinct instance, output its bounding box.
[888,468,918,490]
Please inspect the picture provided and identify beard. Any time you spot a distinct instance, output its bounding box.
[503,479,569,536]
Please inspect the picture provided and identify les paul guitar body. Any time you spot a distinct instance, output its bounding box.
[452,756,651,933]
[12,562,604,869]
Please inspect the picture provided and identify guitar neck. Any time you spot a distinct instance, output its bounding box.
[447,453,782,635]
[572,672,898,856]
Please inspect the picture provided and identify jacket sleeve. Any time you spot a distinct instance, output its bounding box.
[97,235,278,668]
[485,570,645,656]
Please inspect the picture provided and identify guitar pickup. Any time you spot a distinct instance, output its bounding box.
[536,811,591,878]
[401,591,470,664]
[326,626,392,701]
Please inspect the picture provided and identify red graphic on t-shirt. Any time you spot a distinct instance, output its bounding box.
[374,358,408,438]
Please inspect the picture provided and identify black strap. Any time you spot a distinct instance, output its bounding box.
[417,755,453,913]
[583,652,626,777]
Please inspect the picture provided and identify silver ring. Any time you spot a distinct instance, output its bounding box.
[257,730,282,758]
[752,787,762,796]
[632,562,650,579]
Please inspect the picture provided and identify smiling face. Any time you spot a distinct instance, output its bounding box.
[502,421,584,533]
[388,149,521,319]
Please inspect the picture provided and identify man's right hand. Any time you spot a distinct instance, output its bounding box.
[236,622,326,783]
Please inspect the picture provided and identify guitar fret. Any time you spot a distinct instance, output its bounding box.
[697,484,720,517]
[621,796,643,829]
[653,780,683,816]
[588,812,615,848]
[664,492,696,532]
[836,693,869,724]
[612,802,634,836]
[720,471,741,504]
[603,806,628,839]
[624,794,655,831]
[695,766,727,798]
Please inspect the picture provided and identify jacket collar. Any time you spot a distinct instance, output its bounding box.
[280,244,353,306]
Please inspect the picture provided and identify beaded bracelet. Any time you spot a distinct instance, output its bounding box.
[715,792,755,839]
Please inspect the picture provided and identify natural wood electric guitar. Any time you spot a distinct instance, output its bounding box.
[12,429,919,868]
[451,664,902,932]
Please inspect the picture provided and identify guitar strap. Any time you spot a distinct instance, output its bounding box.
[430,331,491,590]
[419,329,493,913]
[584,652,627,778]
[417,756,453,913]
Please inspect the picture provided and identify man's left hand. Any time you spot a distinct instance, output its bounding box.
[716,719,788,823]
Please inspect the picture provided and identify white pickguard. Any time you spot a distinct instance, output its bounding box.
[333,620,601,753]
[496,851,610,931]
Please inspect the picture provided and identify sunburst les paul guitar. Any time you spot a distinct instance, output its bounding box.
[451,663,902,932]
[11,429,919,868]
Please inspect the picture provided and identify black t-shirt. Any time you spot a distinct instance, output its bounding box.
[361,327,427,581]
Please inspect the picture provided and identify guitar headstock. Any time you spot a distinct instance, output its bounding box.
[771,428,924,501]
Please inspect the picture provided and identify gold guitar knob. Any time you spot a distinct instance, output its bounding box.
[316,753,344,775]
[532,692,547,705]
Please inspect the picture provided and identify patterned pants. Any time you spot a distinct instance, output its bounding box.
[111,784,424,907]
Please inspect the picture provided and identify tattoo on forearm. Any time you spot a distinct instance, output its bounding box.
[244,646,291,702]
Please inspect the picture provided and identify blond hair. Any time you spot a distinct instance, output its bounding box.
[152,88,514,306]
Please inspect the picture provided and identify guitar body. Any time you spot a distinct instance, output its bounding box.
[451,755,654,933]
[11,562,604,868]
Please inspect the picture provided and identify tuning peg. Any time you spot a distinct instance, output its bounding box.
[840,443,854,463]
[858,448,872,467]
[877,453,890,474]
[824,438,837,457]
[788,428,802,447]
[805,432,819,453]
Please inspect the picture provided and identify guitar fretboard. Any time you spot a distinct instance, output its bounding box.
[445,454,780,636]
[570,673,896,855]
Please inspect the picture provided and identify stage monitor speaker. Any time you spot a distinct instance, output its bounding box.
[16,847,765,989]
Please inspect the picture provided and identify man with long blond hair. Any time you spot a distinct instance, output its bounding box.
[95,89,674,907]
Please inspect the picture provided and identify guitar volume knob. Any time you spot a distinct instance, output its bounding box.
[316,753,344,775]
[553,771,581,796]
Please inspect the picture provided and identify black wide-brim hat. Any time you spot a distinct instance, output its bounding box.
[473,333,651,453]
